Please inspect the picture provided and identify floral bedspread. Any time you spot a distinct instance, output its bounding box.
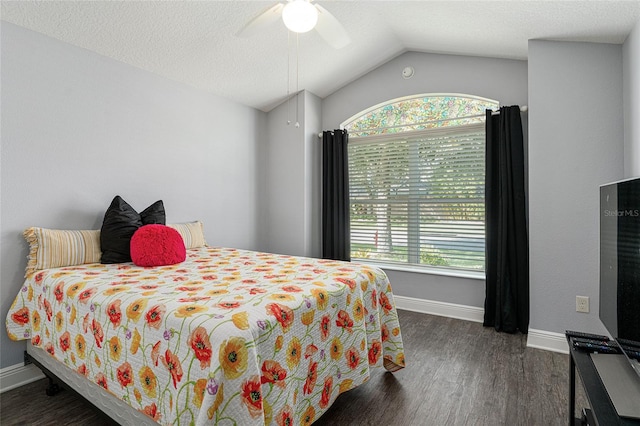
[6,246,405,425]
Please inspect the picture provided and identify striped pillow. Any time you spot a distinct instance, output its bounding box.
[24,227,102,277]
[167,221,207,249]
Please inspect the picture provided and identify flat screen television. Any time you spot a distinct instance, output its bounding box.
[600,177,640,380]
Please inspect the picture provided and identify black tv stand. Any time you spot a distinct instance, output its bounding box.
[567,336,640,425]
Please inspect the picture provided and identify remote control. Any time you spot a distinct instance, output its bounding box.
[617,338,640,348]
[620,345,640,360]
[573,340,620,354]
[565,330,609,341]
[572,337,610,345]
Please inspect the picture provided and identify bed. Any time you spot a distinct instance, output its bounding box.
[6,227,405,425]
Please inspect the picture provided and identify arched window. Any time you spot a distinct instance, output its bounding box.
[344,94,497,136]
[344,94,498,274]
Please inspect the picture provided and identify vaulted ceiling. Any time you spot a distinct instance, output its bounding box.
[2,1,639,111]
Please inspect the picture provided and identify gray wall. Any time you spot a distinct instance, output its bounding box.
[260,94,305,254]
[322,51,528,133]
[528,40,624,335]
[303,92,322,258]
[624,20,640,177]
[0,22,266,368]
[260,91,321,258]
[320,51,528,306]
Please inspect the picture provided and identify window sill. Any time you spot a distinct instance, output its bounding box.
[352,259,486,280]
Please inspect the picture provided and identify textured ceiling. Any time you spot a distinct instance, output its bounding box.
[2,1,640,111]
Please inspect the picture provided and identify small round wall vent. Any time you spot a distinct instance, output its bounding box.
[402,66,415,79]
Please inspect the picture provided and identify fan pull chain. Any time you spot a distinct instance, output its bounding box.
[285,31,301,128]
[286,30,291,125]
[295,32,300,128]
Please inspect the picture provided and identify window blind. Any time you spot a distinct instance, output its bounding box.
[348,122,486,272]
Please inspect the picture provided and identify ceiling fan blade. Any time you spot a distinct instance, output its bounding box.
[237,3,285,38]
[314,4,351,49]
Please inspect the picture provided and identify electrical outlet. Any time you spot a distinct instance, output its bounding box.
[576,296,590,313]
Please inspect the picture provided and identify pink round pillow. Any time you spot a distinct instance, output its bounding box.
[130,224,186,267]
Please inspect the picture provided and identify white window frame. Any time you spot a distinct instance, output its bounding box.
[343,94,498,278]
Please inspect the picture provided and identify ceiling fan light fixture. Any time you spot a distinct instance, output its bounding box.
[282,0,318,33]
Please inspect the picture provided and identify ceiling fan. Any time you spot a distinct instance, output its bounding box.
[237,0,351,49]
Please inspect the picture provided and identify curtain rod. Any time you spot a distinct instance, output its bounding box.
[493,105,528,114]
[317,105,528,138]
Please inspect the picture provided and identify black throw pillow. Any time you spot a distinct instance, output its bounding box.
[140,200,166,225]
[100,196,165,263]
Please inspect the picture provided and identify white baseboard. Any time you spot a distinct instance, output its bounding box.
[394,295,485,323]
[394,295,569,354]
[0,362,45,393]
[526,329,569,354]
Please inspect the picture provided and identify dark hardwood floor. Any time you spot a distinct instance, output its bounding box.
[0,376,116,425]
[1,310,587,425]
[316,310,588,425]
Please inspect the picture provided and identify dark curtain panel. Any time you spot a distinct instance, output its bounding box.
[484,106,529,334]
[322,129,351,261]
